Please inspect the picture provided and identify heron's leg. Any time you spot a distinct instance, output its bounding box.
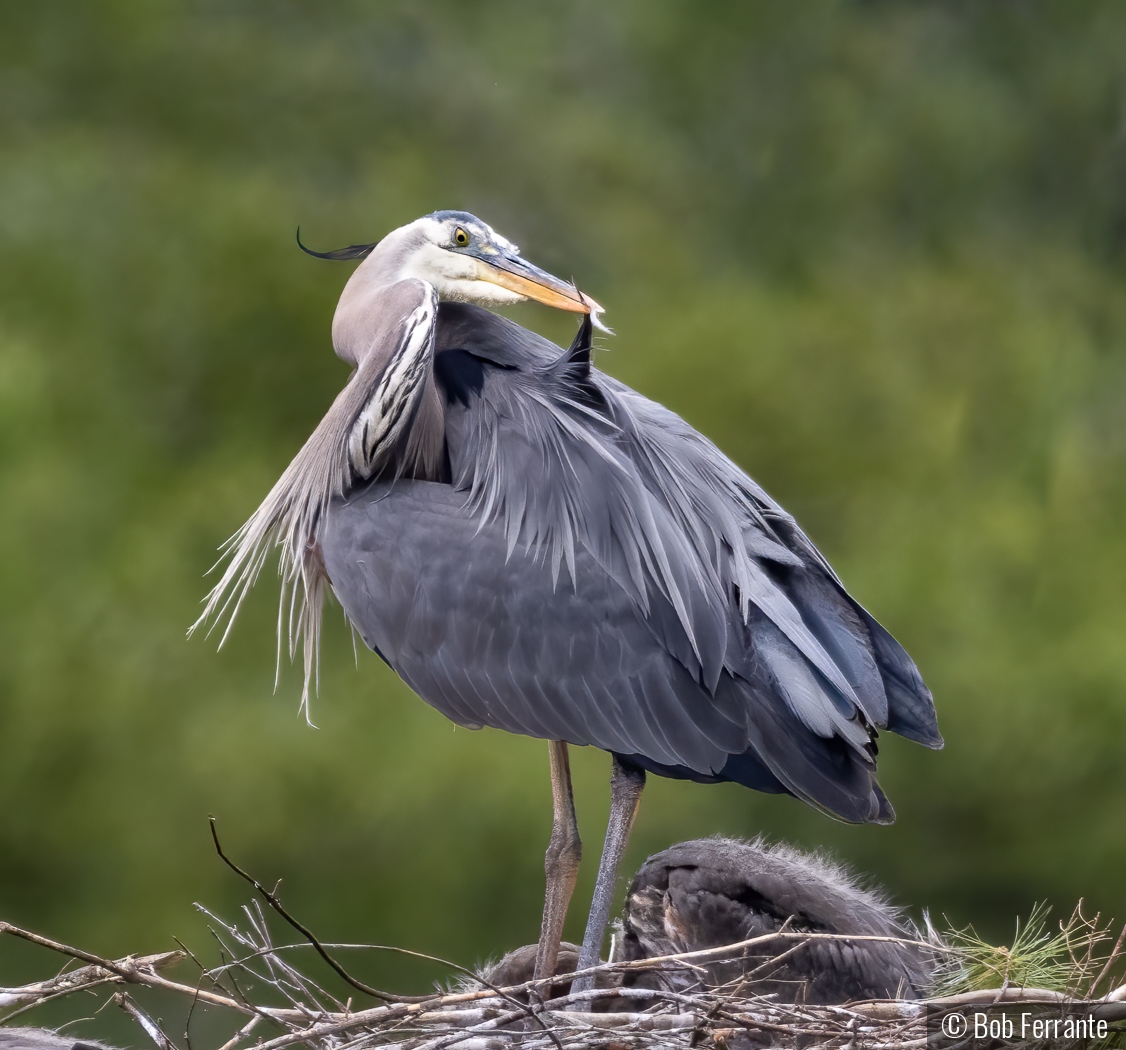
[533,740,582,984]
[571,756,646,993]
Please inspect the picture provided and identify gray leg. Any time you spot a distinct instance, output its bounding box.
[533,740,582,984]
[571,756,646,993]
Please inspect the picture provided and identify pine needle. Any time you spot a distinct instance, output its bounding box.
[932,902,1116,997]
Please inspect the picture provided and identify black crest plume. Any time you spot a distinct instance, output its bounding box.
[296,227,378,261]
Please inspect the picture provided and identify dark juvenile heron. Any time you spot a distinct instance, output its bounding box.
[478,836,935,1004]
[620,837,934,1002]
[194,211,941,990]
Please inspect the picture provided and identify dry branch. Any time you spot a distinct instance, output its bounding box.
[4,912,1126,1050]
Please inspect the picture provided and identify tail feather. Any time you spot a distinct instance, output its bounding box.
[784,566,889,729]
[855,608,943,749]
[721,672,892,825]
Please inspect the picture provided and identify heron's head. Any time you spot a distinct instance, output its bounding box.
[302,210,607,330]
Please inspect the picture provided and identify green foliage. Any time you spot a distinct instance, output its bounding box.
[932,902,1126,1005]
[2,0,1126,994]
[935,904,1090,996]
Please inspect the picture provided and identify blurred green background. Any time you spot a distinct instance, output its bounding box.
[3,0,1126,1001]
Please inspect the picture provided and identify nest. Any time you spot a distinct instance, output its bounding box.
[3,834,1126,1049]
[4,906,1126,1050]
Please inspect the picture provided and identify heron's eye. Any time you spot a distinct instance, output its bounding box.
[454,227,470,247]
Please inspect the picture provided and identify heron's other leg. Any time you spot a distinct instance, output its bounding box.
[571,756,646,993]
[533,740,582,984]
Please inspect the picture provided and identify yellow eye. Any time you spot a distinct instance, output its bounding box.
[454,227,470,247]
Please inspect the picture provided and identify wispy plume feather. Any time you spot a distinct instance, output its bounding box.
[190,280,441,717]
[189,404,353,721]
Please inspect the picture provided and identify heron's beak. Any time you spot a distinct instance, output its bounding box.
[471,247,607,328]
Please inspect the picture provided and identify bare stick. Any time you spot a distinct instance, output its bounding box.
[0,924,185,982]
[10,906,1123,1050]
[113,991,178,1050]
[1092,923,1126,998]
[0,952,166,1010]
[215,1014,263,1050]
[204,817,554,1039]
[0,921,302,1022]
[0,978,120,1025]
[209,817,424,1004]
[173,936,245,1009]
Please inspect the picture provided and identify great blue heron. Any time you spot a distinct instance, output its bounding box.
[194,210,941,992]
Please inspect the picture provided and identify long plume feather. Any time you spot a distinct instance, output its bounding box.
[189,405,352,721]
[295,227,378,261]
[190,282,439,719]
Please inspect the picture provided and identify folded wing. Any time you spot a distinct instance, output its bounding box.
[322,304,940,825]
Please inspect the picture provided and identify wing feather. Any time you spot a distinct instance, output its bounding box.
[321,303,940,823]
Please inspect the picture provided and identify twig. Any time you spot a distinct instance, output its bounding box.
[174,935,243,1005]
[113,991,178,1050]
[0,924,185,984]
[547,928,948,992]
[7,896,1126,1050]
[0,921,309,1023]
[214,1014,263,1050]
[0,978,121,1026]
[1092,922,1126,998]
[206,825,562,1047]
[209,817,425,1004]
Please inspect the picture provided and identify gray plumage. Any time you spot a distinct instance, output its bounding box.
[479,942,582,1000]
[0,1031,115,1050]
[620,837,935,1003]
[324,299,940,821]
[194,210,941,979]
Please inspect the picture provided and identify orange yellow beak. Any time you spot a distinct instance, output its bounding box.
[473,254,604,321]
